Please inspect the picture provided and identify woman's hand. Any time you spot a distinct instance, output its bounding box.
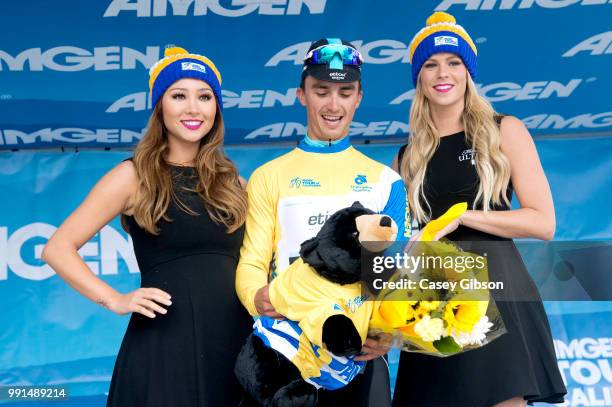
[432,217,461,240]
[105,288,172,318]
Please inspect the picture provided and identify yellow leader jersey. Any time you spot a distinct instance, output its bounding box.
[236,138,408,316]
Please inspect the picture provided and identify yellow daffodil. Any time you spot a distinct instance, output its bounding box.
[444,300,488,334]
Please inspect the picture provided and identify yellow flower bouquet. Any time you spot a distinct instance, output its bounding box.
[368,203,506,356]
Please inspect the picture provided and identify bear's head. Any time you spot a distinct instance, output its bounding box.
[299,202,397,285]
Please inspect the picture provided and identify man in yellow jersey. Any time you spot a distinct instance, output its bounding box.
[236,38,408,405]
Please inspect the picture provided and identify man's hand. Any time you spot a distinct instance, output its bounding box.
[254,285,283,318]
[354,333,393,361]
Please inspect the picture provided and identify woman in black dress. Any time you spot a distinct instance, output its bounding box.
[42,46,253,406]
[391,12,567,407]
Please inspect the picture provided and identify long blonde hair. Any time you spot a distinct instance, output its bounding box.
[400,75,511,224]
[127,103,247,234]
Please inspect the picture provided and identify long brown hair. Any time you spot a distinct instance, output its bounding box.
[128,102,247,234]
[400,74,511,224]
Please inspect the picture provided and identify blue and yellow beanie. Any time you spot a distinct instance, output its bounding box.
[408,12,477,86]
[149,46,223,109]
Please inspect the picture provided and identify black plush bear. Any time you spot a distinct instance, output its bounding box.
[235,202,397,407]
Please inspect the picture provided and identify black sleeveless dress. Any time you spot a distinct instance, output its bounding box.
[106,165,253,406]
[393,132,566,406]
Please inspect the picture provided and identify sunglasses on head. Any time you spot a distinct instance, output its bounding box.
[304,44,363,68]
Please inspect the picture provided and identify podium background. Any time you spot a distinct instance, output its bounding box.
[1,1,611,405]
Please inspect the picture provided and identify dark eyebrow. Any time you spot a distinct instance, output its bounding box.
[340,85,357,91]
[312,83,330,90]
[168,87,212,92]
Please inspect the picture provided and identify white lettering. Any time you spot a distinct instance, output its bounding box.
[106,92,150,113]
[391,80,583,104]
[266,40,410,66]
[478,79,583,102]
[0,224,139,281]
[563,31,612,57]
[555,338,612,359]
[0,46,161,72]
[523,112,612,129]
[265,42,311,66]
[104,0,328,17]
[100,227,139,275]
[0,128,146,146]
[358,40,410,64]
[6,223,56,281]
[0,48,43,71]
[435,0,610,11]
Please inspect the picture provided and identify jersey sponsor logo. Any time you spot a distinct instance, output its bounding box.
[104,0,329,17]
[390,79,584,104]
[345,295,367,313]
[354,175,368,185]
[435,0,610,11]
[434,36,459,47]
[266,40,410,66]
[289,176,321,188]
[0,46,160,72]
[351,175,372,192]
[563,31,612,57]
[0,223,138,282]
[307,211,333,226]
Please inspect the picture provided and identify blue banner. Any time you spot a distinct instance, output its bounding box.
[1,137,611,403]
[1,1,611,149]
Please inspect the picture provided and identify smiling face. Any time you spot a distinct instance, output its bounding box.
[161,78,217,146]
[418,52,468,110]
[296,76,363,142]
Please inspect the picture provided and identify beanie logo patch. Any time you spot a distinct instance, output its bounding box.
[181,62,206,73]
[434,36,459,47]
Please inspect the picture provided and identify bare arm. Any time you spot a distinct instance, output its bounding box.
[42,161,172,317]
[457,116,555,240]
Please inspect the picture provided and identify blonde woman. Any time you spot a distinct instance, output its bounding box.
[391,13,566,407]
[42,47,252,406]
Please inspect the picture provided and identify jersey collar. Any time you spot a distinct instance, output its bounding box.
[297,135,351,154]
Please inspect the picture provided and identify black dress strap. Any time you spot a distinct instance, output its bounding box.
[396,144,408,177]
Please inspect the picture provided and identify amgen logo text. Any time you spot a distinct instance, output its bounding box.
[435,0,611,11]
[0,223,139,281]
[104,0,328,17]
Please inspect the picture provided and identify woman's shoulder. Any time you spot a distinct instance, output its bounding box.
[497,115,529,136]
[496,115,535,154]
[98,158,139,194]
[115,157,138,179]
